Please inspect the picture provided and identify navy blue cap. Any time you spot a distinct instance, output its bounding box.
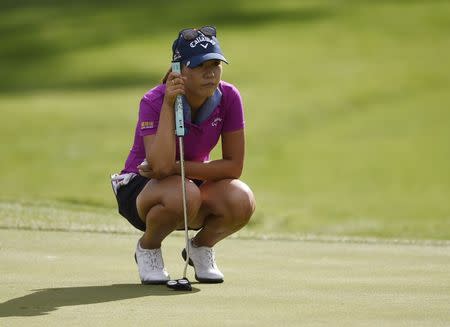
[172,32,228,68]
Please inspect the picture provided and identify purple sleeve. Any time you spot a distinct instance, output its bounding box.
[138,97,161,137]
[222,84,245,133]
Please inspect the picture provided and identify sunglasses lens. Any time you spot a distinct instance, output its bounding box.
[200,26,216,37]
[179,26,216,42]
[181,29,198,40]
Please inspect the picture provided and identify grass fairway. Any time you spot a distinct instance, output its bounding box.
[1,2,449,324]
[1,229,449,327]
[1,1,450,239]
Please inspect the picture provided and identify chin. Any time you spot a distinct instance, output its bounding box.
[198,89,215,98]
[206,89,216,97]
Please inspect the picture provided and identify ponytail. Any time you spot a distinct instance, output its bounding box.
[161,63,185,84]
[161,67,171,84]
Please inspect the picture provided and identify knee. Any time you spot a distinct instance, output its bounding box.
[225,180,256,227]
[185,180,202,217]
[164,178,202,219]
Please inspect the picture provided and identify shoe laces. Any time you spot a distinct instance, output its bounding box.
[142,249,164,271]
[202,247,217,268]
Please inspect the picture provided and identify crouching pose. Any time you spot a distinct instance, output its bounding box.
[112,26,255,284]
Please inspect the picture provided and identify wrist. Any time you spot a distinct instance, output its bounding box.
[162,97,175,109]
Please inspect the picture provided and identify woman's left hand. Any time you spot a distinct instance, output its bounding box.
[138,160,178,179]
[138,161,155,179]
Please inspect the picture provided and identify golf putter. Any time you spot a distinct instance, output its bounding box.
[166,61,192,291]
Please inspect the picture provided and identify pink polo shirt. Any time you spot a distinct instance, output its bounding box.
[121,80,245,174]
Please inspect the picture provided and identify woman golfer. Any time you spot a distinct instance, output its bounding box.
[112,26,255,284]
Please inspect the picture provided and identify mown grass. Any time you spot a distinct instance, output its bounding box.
[1,0,449,239]
[1,229,449,326]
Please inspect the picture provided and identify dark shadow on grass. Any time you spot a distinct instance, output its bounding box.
[0,72,163,94]
[0,283,199,317]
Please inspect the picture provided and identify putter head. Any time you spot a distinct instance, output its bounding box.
[167,278,192,291]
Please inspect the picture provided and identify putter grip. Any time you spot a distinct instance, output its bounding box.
[171,62,185,137]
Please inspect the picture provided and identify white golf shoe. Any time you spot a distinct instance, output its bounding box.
[134,241,170,284]
[182,239,224,283]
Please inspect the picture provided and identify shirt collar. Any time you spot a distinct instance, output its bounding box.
[181,87,222,125]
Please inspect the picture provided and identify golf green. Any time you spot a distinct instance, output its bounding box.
[1,229,449,326]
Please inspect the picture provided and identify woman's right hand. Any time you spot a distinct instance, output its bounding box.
[164,71,187,106]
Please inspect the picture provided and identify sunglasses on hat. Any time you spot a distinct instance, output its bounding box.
[178,26,216,41]
[172,25,227,66]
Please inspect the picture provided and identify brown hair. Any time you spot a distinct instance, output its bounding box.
[161,67,171,84]
[161,63,186,84]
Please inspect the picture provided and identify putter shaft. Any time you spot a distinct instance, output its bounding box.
[178,137,189,279]
[171,61,190,287]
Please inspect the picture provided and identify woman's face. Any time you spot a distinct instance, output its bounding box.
[182,59,222,99]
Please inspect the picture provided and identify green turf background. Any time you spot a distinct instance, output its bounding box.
[1,3,450,324]
[1,0,449,239]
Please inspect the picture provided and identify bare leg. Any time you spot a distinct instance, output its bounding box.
[193,179,256,247]
[139,204,179,249]
[136,176,201,249]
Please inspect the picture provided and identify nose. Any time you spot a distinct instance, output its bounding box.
[204,69,214,79]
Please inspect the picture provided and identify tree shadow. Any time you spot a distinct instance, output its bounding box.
[0,283,199,317]
[0,0,333,93]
